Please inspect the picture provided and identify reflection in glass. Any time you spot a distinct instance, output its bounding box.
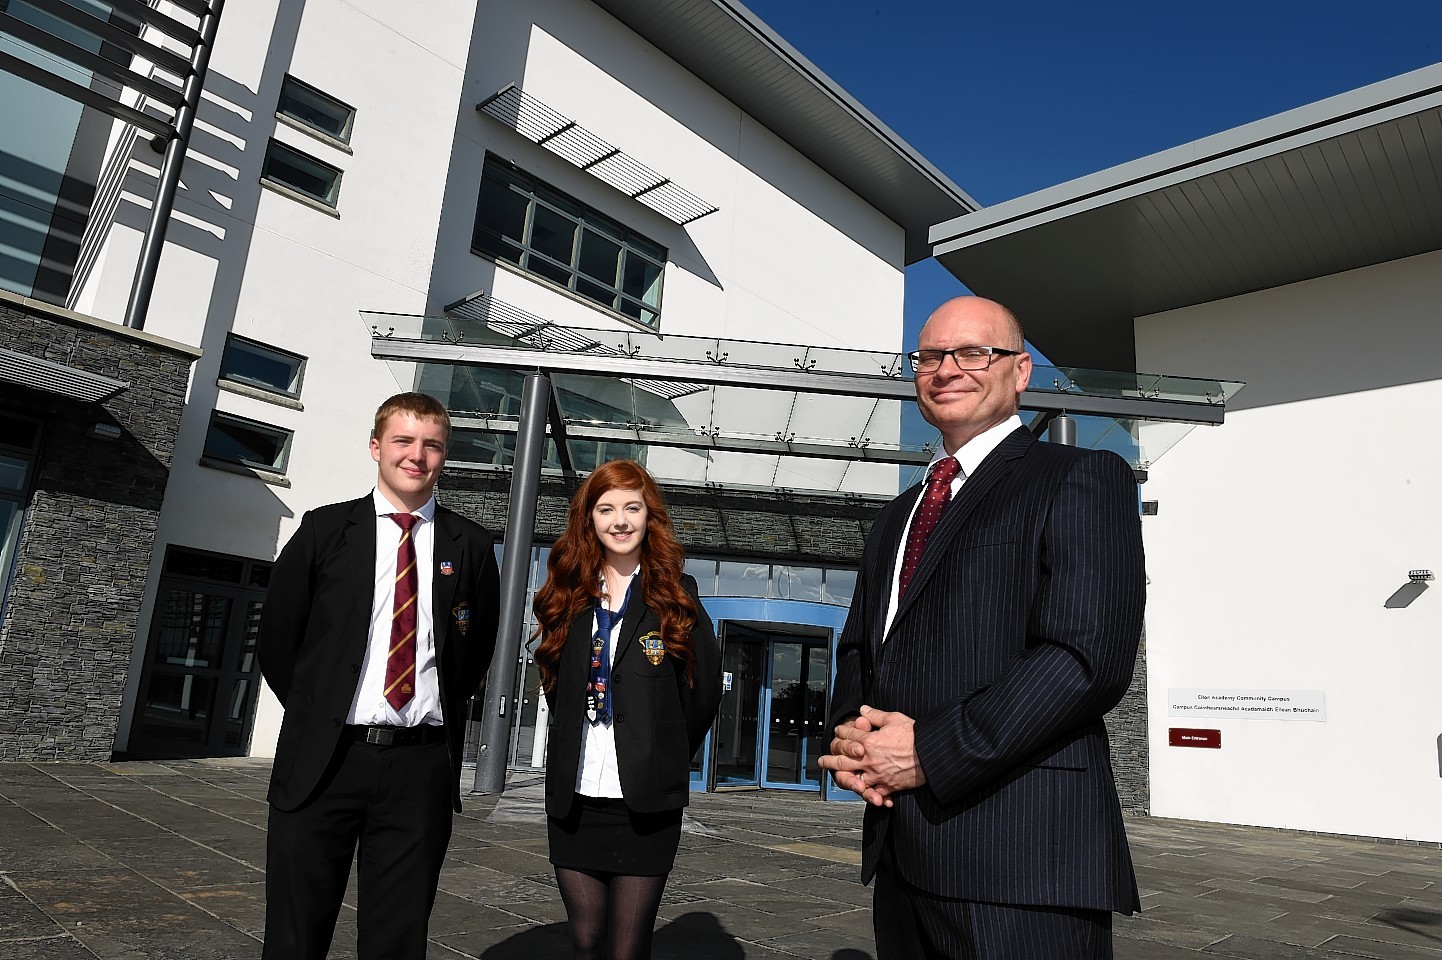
[204,414,290,471]
[0,454,27,492]
[219,338,303,396]
[530,204,577,264]
[775,566,822,602]
[225,679,250,746]
[717,561,769,598]
[277,77,355,142]
[0,501,22,609]
[714,633,763,786]
[578,229,621,285]
[511,652,541,767]
[139,674,218,745]
[237,601,261,672]
[684,559,717,596]
[822,569,857,606]
[765,641,828,787]
[622,250,662,308]
[155,591,230,667]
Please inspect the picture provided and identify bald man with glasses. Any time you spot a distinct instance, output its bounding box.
[821,296,1145,959]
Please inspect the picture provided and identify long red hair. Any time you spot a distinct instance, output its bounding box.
[532,459,698,693]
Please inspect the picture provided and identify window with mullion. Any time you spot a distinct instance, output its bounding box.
[529,202,578,266]
[472,156,667,327]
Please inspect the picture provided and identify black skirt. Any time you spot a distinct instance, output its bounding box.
[548,794,683,876]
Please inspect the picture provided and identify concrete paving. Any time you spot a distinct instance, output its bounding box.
[1,759,1439,958]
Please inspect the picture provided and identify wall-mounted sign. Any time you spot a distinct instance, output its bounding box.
[1168,688,1326,721]
[1169,727,1221,748]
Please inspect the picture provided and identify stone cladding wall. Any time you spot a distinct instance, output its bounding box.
[0,296,196,760]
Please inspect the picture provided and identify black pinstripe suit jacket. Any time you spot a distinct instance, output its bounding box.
[830,427,1144,913]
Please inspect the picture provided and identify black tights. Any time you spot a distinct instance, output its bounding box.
[555,867,668,960]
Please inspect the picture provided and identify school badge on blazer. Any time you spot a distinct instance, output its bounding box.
[639,631,665,666]
[452,602,470,635]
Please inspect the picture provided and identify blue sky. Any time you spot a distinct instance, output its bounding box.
[740,0,1442,347]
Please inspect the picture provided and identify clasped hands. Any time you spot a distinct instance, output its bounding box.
[817,705,924,807]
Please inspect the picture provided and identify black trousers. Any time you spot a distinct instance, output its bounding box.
[263,738,454,960]
[873,844,1113,960]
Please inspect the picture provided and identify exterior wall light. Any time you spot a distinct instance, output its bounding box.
[90,423,122,440]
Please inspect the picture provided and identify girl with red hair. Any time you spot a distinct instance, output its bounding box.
[533,459,721,960]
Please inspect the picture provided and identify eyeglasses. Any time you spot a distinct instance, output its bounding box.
[908,346,1021,373]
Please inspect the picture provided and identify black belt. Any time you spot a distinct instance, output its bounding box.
[342,724,446,746]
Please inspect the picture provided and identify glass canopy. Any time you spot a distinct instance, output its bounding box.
[366,302,1243,498]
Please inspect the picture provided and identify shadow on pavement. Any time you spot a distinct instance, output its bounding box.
[479,921,570,957]
[482,912,747,958]
[1375,906,1442,944]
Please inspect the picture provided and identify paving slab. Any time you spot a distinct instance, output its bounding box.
[2,759,1441,959]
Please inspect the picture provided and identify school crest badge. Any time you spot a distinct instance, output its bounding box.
[639,630,665,666]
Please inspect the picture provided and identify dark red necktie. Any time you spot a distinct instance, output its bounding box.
[898,458,962,598]
[386,513,419,710]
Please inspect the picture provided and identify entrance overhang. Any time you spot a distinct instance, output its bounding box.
[365,303,1242,798]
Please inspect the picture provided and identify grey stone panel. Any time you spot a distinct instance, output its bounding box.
[1106,630,1150,814]
[438,468,881,564]
[0,303,194,761]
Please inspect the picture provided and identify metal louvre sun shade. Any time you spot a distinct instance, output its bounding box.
[477,84,718,226]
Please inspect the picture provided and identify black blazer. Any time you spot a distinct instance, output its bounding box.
[829,428,1145,913]
[257,496,500,812]
[543,573,722,817]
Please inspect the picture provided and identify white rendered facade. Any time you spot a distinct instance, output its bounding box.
[66,1,916,758]
[1136,248,1442,842]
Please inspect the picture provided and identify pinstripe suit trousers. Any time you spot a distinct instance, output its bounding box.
[874,841,1113,960]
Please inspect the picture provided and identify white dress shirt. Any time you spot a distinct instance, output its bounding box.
[347,489,444,726]
[884,415,1022,636]
[575,574,634,798]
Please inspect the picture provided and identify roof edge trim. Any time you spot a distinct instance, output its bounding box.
[930,61,1442,248]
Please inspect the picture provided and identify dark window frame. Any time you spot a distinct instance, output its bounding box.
[218,334,307,398]
[202,411,294,474]
[261,139,344,208]
[275,74,357,146]
[472,157,666,328]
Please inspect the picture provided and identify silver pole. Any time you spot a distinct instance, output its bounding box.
[124,0,225,330]
[472,371,552,794]
[1049,412,1077,446]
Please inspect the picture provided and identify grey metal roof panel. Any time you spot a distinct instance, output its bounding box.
[590,0,978,263]
[929,62,1442,369]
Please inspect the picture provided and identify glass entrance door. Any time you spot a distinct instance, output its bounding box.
[710,623,831,792]
[713,624,765,787]
[128,547,270,758]
[762,641,829,789]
